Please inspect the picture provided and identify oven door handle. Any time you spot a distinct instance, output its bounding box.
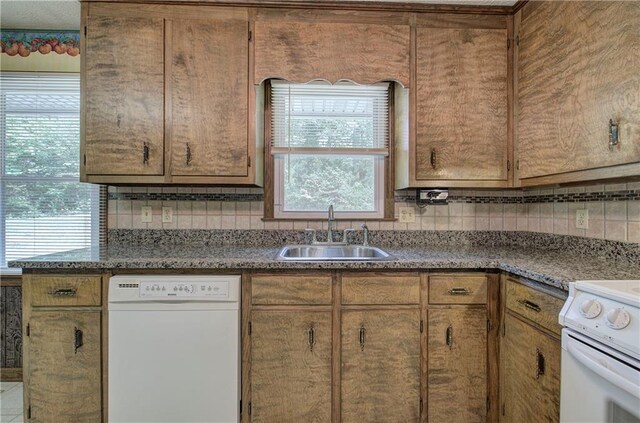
[567,336,640,400]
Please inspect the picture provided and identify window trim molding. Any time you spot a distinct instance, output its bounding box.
[263,79,396,221]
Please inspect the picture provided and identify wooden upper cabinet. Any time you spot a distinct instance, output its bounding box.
[169,17,249,178]
[84,13,165,177]
[517,1,640,183]
[415,25,508,184]
[254,19,411,86]
[341,309,421,422]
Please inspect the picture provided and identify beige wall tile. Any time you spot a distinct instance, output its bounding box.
[490,217,503,230]
[221,202,236,215]
[117,214,132,229]
[421,216,435,230]
[605,220,627,242]
[527,217,540,232]
[177,215,192,229]
[568,218,586,237]
[476,217,489,231]
[627,201,640,221]
[553,218,568,235]
[540,218,553,233]
[586,219,604,239]
[462,217,475,230]
[435,217,448,230]
[236,216,251,229]
[207,201,221,215]
[222,215,236,229]
[476,204,489,217]
[192,215,207,229]
[192,201,206,215]
[605,201,627,221]
[236,202,251,215]
[628,222,640,243]
[503,217,517,231]
[462,203,476,217]
[449,217,463,230]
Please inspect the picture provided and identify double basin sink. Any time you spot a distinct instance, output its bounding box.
[277,244,393,261]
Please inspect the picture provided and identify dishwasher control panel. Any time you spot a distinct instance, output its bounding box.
[139,281,229,298]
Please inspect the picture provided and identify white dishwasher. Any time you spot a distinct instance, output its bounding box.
[108,275,240,423]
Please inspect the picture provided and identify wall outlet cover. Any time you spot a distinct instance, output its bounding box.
[399,207,416,223]
[162,206,173,223]
[141,206,153,223]
[576,209,589,229]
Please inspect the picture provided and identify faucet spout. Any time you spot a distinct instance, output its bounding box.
[327,205,335,243]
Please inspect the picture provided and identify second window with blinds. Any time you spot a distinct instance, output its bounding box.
[269,81,391,220]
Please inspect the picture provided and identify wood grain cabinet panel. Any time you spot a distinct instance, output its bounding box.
[28,310,101,423]
[250,310,332,422]
[341,273,420,305]
[428,308,487,422]
[29,275,101,307]
[415,27,508,183]
[505,279,565,336]
[341,309,421,422]
[501,313,560,423]
[251,274,332,305]
[517,1,640,181]
[84,15,165,177]
[254,21,411,86]
[169,18,249,177]
[429,274,488,305]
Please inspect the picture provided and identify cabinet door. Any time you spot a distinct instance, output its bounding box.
[517,1,640,180]
[251,310,332,423]
[28,311,101,422]
[501,313,560,423]
[428,308,487,422]
[416,27,508,182]
[341,309,421,422]
[169,18,249,177]
[84,14,164,176]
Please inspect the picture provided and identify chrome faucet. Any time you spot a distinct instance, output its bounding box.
[327,205,335,243]
[361,223,369,246]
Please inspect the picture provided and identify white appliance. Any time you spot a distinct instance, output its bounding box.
[559,280,640,423]
[108,275,241,423]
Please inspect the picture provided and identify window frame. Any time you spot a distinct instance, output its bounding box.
[0,72,104,271]
[263,79,396,221]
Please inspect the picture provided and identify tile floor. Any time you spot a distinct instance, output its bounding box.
[0,382,23,422]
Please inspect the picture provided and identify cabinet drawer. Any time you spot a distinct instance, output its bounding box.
[505,279,565,336]
[342,273,420,305]
[29,275,102,307]
[251,275,332,305]
[429,274,487,304]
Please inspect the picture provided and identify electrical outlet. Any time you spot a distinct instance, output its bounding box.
[141,206,152,223]
[576,209,589,229]
[162,207,173,223]
[399,207,416,223]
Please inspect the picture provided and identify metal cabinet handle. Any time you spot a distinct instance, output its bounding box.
[74,327,83,354]
[431,148,437,169]
[47,288,77,297]
[448,287,471,296]
[517,299,542,313]
[186,143,192,165]
[609,119,619,148]
[446,325,453,350]
[143,142,149,165]
[359,326,366,351]
[535,348,545,379]
[307,325,315,352]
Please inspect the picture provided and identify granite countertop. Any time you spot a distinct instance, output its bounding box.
[9,242,640,291]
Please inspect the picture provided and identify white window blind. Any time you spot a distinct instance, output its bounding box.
[0,73,103,268]
[271,81,390,155]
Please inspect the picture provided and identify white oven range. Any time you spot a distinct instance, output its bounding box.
[559,280,640,423]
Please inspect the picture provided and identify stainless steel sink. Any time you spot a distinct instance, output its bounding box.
[277,244,393,261]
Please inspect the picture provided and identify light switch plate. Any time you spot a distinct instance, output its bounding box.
[399,207,416,223]
[141,206,152,223]
[162,207,173,223]
[576,209,589,229]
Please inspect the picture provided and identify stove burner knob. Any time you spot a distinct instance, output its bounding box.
[605,308,631,330]
[579,299,602,319]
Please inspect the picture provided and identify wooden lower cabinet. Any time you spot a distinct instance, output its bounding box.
[341,309,421,422]
[28,310,102,422]
[427,308,487,422]
[250,310,332,422]
[500,313,560,423]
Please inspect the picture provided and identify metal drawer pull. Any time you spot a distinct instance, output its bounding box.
[431,148,437,169]
[535,348,545,379]
[448,287,471,295]
[359,326,366,351]
[48,288,77,297]
[186,143,192,165]
[74,327,83,354]
[517,299,541,313]
[307,325,315,352]
[446,325,453,350]
[143,142,149,165]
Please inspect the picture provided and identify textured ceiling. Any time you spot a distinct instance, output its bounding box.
[0,0,517,31]
[1,1,81,31]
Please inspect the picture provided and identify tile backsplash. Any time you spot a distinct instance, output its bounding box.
[108,182,640,244]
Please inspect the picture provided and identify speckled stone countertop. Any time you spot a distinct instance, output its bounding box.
[9,238,640,291]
